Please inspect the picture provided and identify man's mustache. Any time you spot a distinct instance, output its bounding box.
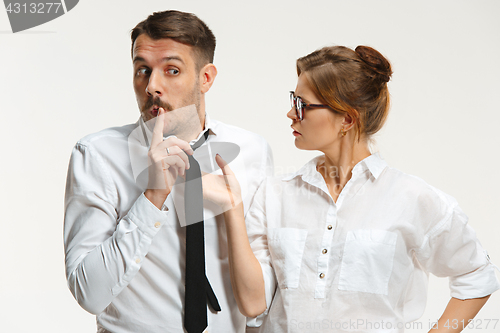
[142,97,173,113]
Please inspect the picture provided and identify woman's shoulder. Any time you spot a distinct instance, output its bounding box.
[381,166,460,217]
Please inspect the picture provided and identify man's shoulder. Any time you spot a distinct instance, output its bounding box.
[76,122,138,148]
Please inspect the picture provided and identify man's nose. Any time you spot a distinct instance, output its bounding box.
[145,71,162,96]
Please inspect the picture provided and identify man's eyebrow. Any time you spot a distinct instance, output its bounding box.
[133,56,146,64]
[133,56,185,64]
[162,56,184,64]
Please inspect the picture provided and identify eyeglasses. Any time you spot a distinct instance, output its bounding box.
[289,91,332,121]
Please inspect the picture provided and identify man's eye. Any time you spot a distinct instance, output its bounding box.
[167,68,179,75]
[136,68,150,76]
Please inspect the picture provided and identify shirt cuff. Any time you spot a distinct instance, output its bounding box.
[127,193,170,237]
[449,253,500,299]
[246,262,276,327]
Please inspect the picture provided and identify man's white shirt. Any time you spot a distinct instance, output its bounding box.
[64,114,273,333]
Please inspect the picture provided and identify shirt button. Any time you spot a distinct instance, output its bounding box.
[322,249,328,254]
[319,273,325,279]
[327,225,333,230]
[154,222,161,228]
[135,258,141,264]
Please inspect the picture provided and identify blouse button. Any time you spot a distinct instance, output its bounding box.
[154,222,161,228]
[322,249,328,254]
[327,225,333,230]
[319,273,325,279]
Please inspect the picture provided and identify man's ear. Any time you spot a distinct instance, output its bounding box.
[199,63,217,94]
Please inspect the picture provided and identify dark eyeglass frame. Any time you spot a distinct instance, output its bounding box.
[289,91,333,120]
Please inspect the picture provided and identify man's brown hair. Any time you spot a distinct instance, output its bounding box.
[131,10,216,71]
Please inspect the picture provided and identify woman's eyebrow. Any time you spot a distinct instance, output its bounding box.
[297,94,311,103]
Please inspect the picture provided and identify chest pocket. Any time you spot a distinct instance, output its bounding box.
[338,229,397,295]
[268,228,308,289]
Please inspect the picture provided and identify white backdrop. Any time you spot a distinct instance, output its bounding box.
[1,0,499,332]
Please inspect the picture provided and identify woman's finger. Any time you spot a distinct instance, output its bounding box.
[216,154,234,176]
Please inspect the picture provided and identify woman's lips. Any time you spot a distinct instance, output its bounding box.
[291,126,301,136]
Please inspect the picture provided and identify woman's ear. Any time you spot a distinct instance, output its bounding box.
[342,110,358,131]
[199,63,217,94]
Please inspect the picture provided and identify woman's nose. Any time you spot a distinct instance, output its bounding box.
[287,107,298,120]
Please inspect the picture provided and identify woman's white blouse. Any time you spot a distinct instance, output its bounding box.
[246,153,499,333]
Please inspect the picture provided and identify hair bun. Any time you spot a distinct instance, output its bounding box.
[355,45,392,83]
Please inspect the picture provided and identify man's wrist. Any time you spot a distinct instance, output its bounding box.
[144,189,170,210]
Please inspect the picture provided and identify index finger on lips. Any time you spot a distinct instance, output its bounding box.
[150,107,166,149]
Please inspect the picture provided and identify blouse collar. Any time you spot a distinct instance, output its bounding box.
[282,152,388,183]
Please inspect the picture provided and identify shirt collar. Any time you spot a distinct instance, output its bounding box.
[349,152,387,180]
[282,152,387,182]
[186,112,217,145]
[282,155,323,182]
[137,112,217,148]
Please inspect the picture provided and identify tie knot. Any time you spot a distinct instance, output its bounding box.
[191,130,210,151]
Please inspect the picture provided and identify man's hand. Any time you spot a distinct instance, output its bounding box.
[145,107,193,209]
[203,154,242,213]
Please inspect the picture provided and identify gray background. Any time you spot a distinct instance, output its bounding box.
[1,0,499,332]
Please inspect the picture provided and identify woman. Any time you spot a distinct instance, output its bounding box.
[204,45,499,332]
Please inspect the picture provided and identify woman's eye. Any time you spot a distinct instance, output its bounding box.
[167,68,179,75]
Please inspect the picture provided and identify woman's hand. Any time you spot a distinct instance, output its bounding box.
[204,154,266,317]
[203,154,242,212]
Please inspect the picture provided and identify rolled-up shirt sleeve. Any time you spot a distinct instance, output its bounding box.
[416,200,500,300]
[64,142,170,314]
[245,179,277,327]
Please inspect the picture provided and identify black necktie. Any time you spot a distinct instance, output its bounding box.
[184,130,221,333]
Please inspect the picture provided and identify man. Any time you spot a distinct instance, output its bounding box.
[64,10,273,333]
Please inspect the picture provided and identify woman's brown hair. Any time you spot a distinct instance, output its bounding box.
[296,45,392,139]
